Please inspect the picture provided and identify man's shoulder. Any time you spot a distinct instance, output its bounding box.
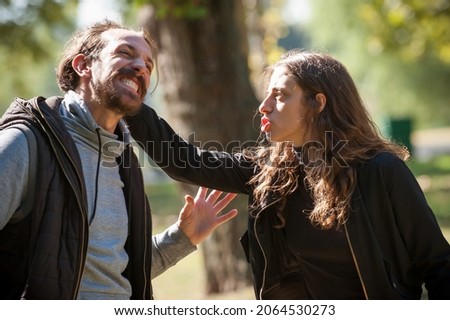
[16,95,64,110]
[40,96,64,110]
[0,126,30,148]
[3,95,63,115]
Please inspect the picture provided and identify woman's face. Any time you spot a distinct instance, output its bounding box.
[259,66,310,147]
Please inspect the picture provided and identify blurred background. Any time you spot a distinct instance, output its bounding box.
[1,0,449,299]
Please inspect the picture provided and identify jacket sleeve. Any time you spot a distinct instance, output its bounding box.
[0,128,30,229]
[126,105,254,195]
[377,154,450,299]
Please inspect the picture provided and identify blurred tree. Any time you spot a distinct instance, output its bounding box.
[134,0,256,295]
[356,0,450,63]
[125,0,287,294]
[0,0,76,111]
[305,0,450,129]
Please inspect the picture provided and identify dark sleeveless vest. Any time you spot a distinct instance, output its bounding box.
[0,97,153,299]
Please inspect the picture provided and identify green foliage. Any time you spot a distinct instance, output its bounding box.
[0,0,76,60]
[0,50,59,113]
[309,0,450,64]
[0,0,77,112]
[356,0,450,64]
[128,0,208,19]
[305,0,450,129]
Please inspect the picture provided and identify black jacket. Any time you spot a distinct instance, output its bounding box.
[126,105,450,299]
[0,97,153,299]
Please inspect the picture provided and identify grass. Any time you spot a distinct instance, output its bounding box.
[147,154,450,300]
[151,247,255,300]
[151,251,205,300]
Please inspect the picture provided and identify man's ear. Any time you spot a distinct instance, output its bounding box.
[315,93,326,113]
[72,54,91,77]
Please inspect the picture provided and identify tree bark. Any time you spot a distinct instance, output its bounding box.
[138,0,258,293]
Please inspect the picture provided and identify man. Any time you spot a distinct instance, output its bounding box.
[0,20,237,299]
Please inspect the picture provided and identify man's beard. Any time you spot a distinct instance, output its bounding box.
[92,68,147,116]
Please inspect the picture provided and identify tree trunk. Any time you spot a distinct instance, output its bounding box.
[138,0,258,294]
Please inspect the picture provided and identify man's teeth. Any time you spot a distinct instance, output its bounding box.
[121,79,138,92]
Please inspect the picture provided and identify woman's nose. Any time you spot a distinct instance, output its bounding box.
[258,95,273,114]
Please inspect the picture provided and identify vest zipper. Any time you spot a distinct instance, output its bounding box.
[142,188,149,299]
[132,149,149,299]
[344,223,369,299]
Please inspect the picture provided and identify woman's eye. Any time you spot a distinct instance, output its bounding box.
[275,90,284,97]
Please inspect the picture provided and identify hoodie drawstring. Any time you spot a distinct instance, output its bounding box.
[89,127,102,225]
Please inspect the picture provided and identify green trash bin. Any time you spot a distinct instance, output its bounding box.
[385,117,413,154]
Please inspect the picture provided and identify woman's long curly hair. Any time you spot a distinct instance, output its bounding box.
[247,50,409,229]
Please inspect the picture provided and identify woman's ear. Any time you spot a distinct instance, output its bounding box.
[72,54,91,77]
[315,93,326,113]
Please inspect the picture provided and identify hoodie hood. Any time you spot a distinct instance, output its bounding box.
[60,90,129,158]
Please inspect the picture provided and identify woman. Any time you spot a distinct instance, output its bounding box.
[126,50,450,299]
